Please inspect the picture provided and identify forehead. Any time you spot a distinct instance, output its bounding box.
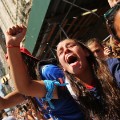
[88,41,102,50]
[89,41,101,47]
[57,40,76,48]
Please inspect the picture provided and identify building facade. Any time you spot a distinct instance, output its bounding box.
[0,0,33,95]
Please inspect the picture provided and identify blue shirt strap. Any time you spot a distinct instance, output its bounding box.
[43,80,67,109]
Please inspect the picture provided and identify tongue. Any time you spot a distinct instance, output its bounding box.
[69,61,79,67]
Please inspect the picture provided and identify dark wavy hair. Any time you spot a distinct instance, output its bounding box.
[57,39,120,120]
[21,53,39,79]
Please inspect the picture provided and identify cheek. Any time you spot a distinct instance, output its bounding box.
[114,14,120,38]
[115,25,120,38]
[58,55,64,65]
[58,55,68,71]
[81,58,89,70]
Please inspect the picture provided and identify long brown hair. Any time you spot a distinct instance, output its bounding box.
[57,39,120,120]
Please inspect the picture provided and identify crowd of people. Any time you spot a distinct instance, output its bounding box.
[1,101,41,120]
[0,0,120,120]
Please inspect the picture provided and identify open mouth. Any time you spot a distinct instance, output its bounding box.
[67,55,78,64]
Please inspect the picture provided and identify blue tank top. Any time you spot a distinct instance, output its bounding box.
[40,64,85,120]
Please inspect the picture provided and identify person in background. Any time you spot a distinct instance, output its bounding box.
[113,3,120,40]
[103,36,120,57]
[86,38,120,87]
[107,0,120,8]
[86,38,112,60]
[104,2,120,45]
[2,112,16,120]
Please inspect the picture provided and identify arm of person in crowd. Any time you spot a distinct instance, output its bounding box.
[0,90,25,110]
[5,25,58,99]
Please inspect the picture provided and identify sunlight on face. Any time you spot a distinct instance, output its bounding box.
[114,10,120,39]
[57,39,89,76]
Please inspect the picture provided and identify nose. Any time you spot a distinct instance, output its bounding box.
[64,47,71,54]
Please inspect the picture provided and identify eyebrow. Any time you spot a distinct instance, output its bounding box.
[57,42,75,50]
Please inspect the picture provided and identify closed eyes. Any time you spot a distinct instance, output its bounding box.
[58,43,77,56]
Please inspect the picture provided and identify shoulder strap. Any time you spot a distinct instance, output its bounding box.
[65,77,77,99]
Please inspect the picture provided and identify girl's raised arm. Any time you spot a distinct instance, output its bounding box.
[5,25,58,98]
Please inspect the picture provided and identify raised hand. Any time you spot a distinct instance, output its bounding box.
[5,25,27,46]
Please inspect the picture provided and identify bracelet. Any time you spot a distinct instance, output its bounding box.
[6,45,20,48]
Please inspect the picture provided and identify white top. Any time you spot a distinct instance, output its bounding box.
[65,77,77,99]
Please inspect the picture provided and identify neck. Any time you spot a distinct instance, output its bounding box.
[75,67,95,86]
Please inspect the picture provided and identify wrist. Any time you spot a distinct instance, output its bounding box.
[6,45,20,48]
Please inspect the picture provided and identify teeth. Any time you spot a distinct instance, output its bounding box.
[66,54,77,64]
[66,54,71,60]
[66,54,72,61]
[66,54,72,62]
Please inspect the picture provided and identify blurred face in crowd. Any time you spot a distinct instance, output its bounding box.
[57,39,89,76]
[114,9,120,40]
[108,0,120,7]
[87,41,105,59]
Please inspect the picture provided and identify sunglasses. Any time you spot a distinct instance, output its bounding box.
[104,2,120,42]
